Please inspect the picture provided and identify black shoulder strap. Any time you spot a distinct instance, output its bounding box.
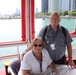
[43,26,48,41]
[61,26,66,38]
[43,26,66,41]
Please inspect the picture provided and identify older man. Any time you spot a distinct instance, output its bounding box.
[38,12,76,68]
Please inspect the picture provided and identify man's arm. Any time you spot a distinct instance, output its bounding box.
[67,44,76,68]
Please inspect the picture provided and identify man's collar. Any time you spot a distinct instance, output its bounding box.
[49,24,59,30]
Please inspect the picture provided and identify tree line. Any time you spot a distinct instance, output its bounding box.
[36,9,76,17]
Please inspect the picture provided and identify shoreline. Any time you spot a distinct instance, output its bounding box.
[0,16,76,19]
[0,17,21,20]
[35,16,76,19]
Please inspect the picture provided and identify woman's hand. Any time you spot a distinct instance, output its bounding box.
[50,61,58,73]
[22,70,31,75]
[52,67,58,73]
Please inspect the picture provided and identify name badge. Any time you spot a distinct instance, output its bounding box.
[50,43,56,50]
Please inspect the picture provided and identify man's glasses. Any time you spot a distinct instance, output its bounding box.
[34,44,43,47]
[50,18,58,20]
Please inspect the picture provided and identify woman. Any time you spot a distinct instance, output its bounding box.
[19,37,58,75]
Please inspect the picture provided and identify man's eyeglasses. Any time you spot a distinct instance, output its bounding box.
[50,18,59,20]
[34,44,43,47]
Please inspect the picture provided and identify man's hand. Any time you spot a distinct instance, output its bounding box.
[68,58,76,68]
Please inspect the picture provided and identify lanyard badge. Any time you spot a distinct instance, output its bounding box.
[50,43,56,50]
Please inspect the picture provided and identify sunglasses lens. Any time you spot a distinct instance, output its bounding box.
[39,45,42,47]
[34,44,42,47]
[34,44,37,47]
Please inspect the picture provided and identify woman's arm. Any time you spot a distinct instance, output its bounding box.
[49,61,58,73]
[22,44,32,60]
[22,70,31,75]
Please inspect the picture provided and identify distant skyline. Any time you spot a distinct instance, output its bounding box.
[35,0,41,12]
[0,0,41,14]
[0,0,21,14]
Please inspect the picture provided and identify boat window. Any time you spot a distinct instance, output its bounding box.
[0,0,21,42]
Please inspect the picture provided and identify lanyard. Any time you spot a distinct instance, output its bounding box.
[32,51,43,72]
[52,30,58,42]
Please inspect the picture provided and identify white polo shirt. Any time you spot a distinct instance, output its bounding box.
[21,48,52,75]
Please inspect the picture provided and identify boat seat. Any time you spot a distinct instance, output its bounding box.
[8,59,21,75]
[4,60,13,75]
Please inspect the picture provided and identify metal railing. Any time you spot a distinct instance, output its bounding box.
[0,41,27,60]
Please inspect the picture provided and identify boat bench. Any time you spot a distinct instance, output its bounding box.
[4,60,21,75]
[4,60,13,75]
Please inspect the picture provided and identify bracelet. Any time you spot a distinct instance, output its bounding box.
[68,57,72,58]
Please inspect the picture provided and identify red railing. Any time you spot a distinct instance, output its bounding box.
[0,54,20,60]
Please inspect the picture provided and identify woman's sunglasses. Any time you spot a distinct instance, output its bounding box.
[34,44,43,47]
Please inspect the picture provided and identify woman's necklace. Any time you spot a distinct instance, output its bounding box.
[32,51,43,72]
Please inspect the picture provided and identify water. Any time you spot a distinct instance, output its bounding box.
[0,18,76,68]
[0,19,21,42]
[35,18,76,34]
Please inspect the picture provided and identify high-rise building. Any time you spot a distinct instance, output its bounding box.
[59,0,76,12]
[15,8,20,14]
[48,0,59,12]
[41,0,48,12]
[69,0,72,11]
[41,0,76,13]
[61,0,70,11]
[69,0,76,11]
[72,0,76,9]
[36,8,38,13]
[59,0,62,11]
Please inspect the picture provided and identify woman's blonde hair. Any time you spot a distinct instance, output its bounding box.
[31,36,44,47]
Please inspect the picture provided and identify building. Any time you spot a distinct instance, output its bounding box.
[72,0,76,10]
[41,0,48,12]
[60,0,76,12]
[61,0,70,11]
[48,0,59,12]
[36,8,38,13]
[41,0,76,13]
